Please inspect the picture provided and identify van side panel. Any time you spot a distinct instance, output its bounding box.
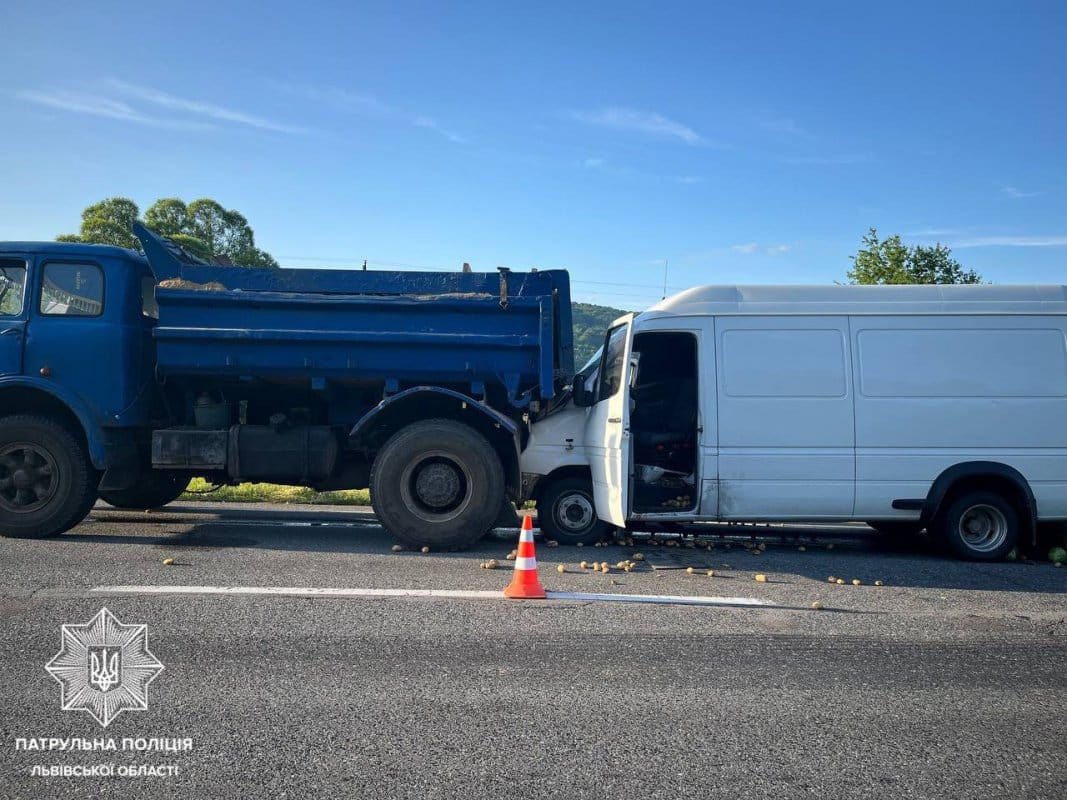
[715,316,855,518]
[852,315,1067,520]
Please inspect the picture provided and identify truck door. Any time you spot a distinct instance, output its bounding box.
[584,315,635,526]
[0,258,29,377]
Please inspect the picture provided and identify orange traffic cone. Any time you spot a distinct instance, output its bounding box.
[503,515,547,599]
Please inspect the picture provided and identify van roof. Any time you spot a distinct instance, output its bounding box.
[642,284,1067,317]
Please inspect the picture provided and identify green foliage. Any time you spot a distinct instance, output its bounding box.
[571,301,629,366]
[58,196,278,268]
[848,228,981,285]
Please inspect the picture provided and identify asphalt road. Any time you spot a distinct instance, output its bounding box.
[1,503,1064,799]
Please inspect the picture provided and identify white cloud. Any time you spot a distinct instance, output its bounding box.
[1002,185,1041,199]
[414,116,466,143]
[731,243,791,255]
[675,175,701,184]
[950,235,1067,248]
[106,79,308,134]
[582,157,606,169]
[780,153,872,165]
[569,107,706,145]
[272,82,393,116]
[16,89,215,130]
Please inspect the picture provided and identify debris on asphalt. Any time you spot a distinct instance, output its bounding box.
[580,561,589,569]
[632,553,645,561]
[391,544,403,552]
[420,546,431,554]
[162,558,175,566]
[836,578,845,585]
[798,545,806,552]
[755,573,767,583]
[852,579,862,586]
[556,565,566,573]
[706,569,715,577]
[828,576,837,583]
[811,601,824,610]
[875,580,885,586]
[546,540,559,548]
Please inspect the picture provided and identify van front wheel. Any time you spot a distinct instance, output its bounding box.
[537,476,612,546]
[937,491,1019,561]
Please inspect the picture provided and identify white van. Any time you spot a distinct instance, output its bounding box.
[521,284,1067,560]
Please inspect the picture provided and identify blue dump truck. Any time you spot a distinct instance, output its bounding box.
[0,224,573,549]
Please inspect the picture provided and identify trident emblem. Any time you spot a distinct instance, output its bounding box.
[88,646,121,692]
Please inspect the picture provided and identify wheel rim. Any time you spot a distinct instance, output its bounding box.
[0,442,59,514]
[555,491,594,534]
[400,451,473,523]
[958,504,1008,553]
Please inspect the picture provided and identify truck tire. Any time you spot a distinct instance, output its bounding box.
[935,490,1019,561]
[0,415,98,539]
[100,472,190,510]
[537,475,611,545]
[370,419,504,550]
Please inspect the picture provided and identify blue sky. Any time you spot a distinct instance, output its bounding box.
[1,0,1064,308]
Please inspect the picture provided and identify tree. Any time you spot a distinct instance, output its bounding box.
[848,228,981,285]
[58,196,278,268]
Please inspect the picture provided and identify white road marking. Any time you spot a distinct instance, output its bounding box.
[90,585,768,607]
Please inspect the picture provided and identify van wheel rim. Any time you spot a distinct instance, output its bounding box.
[556,493,594,533]
[0,443,59,514]
[958,504,1008,553]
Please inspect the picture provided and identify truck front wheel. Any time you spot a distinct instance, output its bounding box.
[370,419,504,550]
[0,415,98,538]
[100,472,190,510]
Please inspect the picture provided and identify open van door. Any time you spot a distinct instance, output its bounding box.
[585,315,636,527]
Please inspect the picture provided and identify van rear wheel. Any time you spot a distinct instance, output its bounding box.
[936,491,1019,561]
[370,419,503,550]
[0,415,97,538]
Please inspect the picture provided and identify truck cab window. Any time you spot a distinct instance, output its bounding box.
[598,324,629,400]
[0,261,27,316]
[40,262,104,316]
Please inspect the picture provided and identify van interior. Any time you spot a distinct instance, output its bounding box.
[629,331,699,513]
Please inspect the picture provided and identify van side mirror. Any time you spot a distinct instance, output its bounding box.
[572,377,593,407]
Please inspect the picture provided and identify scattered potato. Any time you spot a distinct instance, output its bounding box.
[556,565,566,573]
[546,540,559,548]
[798,545,807,552]
[706,569,715,577]
[835,578,845,585]
[811,601,824,610]
[162,558,175,566]
[391,544,403,553]
[420,546,431,554]
[828,576,837,583]
[632,553,645,561]
[580,561,589,569]
[852,579,861,586]
[686,567,695,575]
[758,543,767,551]
[874,580,885,587]
[487,559,499,569]
[576,542,584,548]
[755,573,767,583]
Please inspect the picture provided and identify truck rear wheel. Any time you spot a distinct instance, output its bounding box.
[100,472,190,510]
[0,415,98,539]
[370,419,504,550]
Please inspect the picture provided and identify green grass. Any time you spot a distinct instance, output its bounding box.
[180,477,370,506]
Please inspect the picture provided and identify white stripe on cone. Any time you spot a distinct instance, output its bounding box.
[519,529,534,543]
[513,556,537,571]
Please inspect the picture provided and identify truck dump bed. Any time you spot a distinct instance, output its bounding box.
[134,224,573,407]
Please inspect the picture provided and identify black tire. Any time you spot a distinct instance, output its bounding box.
[0,415,98,539]
[370,419,504,550]
[866,520,924,537]
[935,490,1020,561]
[537,475,612,546]
[100,471,190,510]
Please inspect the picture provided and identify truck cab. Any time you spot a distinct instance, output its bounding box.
[0,243,159,536]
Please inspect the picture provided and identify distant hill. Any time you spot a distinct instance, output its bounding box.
[570,302,630,366]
